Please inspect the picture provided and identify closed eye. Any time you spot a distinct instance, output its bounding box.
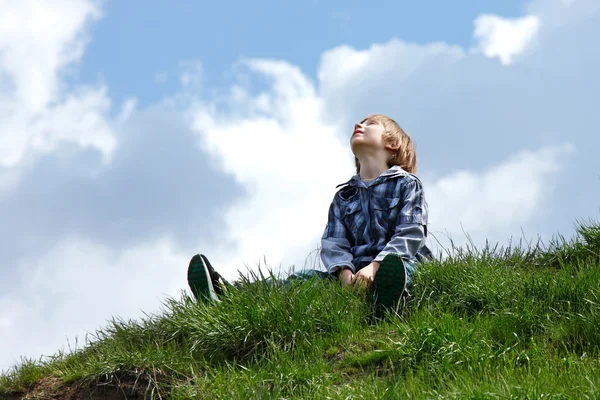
[360,118,376,125]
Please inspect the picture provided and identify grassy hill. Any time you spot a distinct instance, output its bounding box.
[1,219,600,399]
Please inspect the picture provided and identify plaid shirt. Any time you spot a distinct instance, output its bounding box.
[321,166,432,275]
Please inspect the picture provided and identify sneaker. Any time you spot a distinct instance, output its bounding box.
[198,254,228,295]
[372,253,407,316]
[187,254,219,301]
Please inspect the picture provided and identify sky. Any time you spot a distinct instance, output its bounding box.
[1,0,598,371]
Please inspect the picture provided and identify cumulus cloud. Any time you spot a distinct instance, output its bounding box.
[0,103,247,371]
[0,0,115,168]
[0,236,190,368]
[318,40,465,121]
[426,144,575,250]
[473,14,540,65]
[0,0,245,371]
[0,0,99,107]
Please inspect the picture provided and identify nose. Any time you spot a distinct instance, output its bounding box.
[354,123,363,130]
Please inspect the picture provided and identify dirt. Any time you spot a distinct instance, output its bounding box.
[1,372,160,400]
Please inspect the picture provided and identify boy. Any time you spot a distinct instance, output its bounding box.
[187,114,431,312]
[321,114,432,311]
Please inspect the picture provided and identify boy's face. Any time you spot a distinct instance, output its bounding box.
[350,116,387,155]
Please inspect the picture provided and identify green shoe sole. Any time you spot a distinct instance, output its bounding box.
[372,254,407,315]
[187,254,218,301]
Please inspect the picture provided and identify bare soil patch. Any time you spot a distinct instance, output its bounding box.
[2,372,160,400]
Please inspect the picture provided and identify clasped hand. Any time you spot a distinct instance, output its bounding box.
[340,261,380,287]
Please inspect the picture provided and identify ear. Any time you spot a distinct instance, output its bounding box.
[385,143,399,151]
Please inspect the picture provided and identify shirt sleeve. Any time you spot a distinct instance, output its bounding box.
[374,179,429,262]
[320,195,356,274]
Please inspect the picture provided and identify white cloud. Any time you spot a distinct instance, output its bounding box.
[0,0,100,108]
[474,14,540,65]
[0,0,168,371]
[0,166,22,194]
[526,0,599,31]
[28,87,115,160]
[0,236,190,371]
[0,0,115,168]
[118,98,138,123]
[425,144,575,250]
[318,40,465,100]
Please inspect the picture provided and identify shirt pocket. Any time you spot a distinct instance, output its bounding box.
[341,200,365,236]
[373,197,401,212]
[373,197,401,232]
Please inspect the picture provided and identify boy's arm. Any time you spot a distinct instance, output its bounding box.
[320,196,356,275]
[374,179,428,263]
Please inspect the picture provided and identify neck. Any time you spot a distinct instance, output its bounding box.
[357,153,389,180]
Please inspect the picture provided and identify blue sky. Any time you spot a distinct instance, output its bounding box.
[79,0,524,106]
[1,0,599,371]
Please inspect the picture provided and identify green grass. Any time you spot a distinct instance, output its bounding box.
[2,219,600,399]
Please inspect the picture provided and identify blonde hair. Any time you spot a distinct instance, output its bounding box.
[354,114,417,174]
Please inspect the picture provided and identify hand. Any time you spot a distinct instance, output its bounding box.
[352,261,380,288]
[340,268,355,286]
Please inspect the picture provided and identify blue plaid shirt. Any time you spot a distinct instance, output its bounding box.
[321,166,432,275]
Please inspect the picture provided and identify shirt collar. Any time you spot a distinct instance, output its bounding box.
[336,165,408,188]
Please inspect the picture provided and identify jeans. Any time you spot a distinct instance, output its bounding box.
[286,258,416,286]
